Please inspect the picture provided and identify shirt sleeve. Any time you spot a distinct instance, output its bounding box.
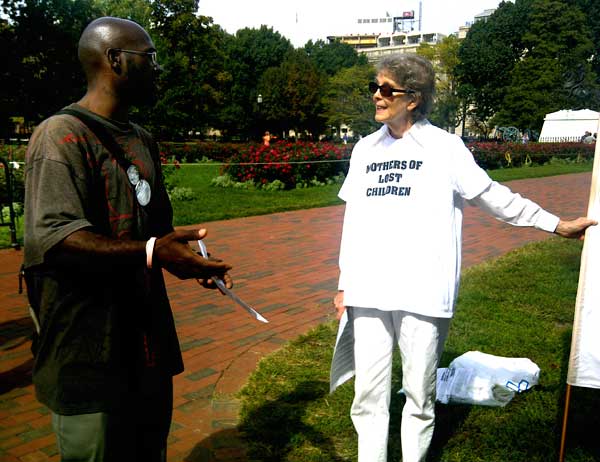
[24,118,94,267]
[338,268,348,291]
[337,143,363,287]
[450,136,493,200]
[338,139,367,202]
[338,161,354,202]
[468,181,560,232]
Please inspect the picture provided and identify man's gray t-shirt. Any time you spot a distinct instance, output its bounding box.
[24,104,183,414]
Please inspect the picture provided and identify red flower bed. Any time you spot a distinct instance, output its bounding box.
[223,141,352,188]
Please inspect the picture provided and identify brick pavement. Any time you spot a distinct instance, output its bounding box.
[0,172,593,461]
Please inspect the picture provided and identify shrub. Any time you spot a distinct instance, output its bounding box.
[0,148,25,205]
[222,141,352,189]
[210,174,237,188]
[0,144,26,162]
[262,179,286,192]
[211,174,286,191]
[158,149,182,193]
[467,142,594,169]
[2,203,23,220]
[158,141,241,163]
[169,186,194,201]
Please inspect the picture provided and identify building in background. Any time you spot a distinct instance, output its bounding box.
[327,8,447,63]
[327,7,495,64]
[327,7,498,138]
[473,9,496,24]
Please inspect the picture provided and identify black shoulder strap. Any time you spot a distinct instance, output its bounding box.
[56,107,134,173]
[55,107,135,228]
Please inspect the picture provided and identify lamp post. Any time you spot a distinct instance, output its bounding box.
[257,94,263,140]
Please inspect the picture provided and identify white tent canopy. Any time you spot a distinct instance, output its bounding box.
[539,109,599,142]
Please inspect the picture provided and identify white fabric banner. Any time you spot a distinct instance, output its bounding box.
[567,123,600,389]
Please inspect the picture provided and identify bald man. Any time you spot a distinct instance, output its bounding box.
[23,17,231,462]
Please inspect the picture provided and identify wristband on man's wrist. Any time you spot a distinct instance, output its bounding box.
[146,237,157,269]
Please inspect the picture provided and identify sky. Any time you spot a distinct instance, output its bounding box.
[197,0,508,48]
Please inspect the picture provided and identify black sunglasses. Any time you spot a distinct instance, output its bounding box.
[369,82,415,98]
[109,48,159,68]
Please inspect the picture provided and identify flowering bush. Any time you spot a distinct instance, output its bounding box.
[467,142,594,169]
[222,141,352,189]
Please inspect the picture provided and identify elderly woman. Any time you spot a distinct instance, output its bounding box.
[331,53,595,462]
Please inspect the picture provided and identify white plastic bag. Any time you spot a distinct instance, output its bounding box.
[436,351,540,407]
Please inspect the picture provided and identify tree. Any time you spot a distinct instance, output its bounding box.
[456,0,533,134]
[0,0,100,127]
[570,0,600,79]
[219,26,294,139]
[303,39,368,76]
[321,64,378,138]
[457,0,598,133]
[145,0,229,139]
[418,35,463,133]
[0,18,18,137]
[494,0,597,130]
[93,0,153,29]
[257,50,325,138]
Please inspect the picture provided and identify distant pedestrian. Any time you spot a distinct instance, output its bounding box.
[263,131,272,146]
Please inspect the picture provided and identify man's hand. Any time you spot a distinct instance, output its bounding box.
[154,228,232,286]
[555,217,598,240]
[333,290,346,320]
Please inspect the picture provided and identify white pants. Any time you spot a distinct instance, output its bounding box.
[350,308,450,462]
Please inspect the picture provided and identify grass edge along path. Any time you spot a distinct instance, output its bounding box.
[170,161,593,226]
[237,238,600,462]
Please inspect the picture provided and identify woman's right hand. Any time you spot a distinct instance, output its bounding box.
[334,290,346,320]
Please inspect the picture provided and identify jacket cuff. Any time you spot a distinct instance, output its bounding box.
[535,211,560,233]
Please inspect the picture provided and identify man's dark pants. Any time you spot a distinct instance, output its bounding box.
[51,376,173,462]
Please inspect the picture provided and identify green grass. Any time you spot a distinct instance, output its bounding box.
[170,160,593,226]
[0,219,23,249]
[237,238,600,461]
[168,163,344,226]
[487,161,593,183]
[0,161,593,248]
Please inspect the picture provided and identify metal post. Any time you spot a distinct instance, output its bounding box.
[559,384,572,462]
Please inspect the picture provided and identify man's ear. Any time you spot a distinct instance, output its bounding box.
[106,48,122,74]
